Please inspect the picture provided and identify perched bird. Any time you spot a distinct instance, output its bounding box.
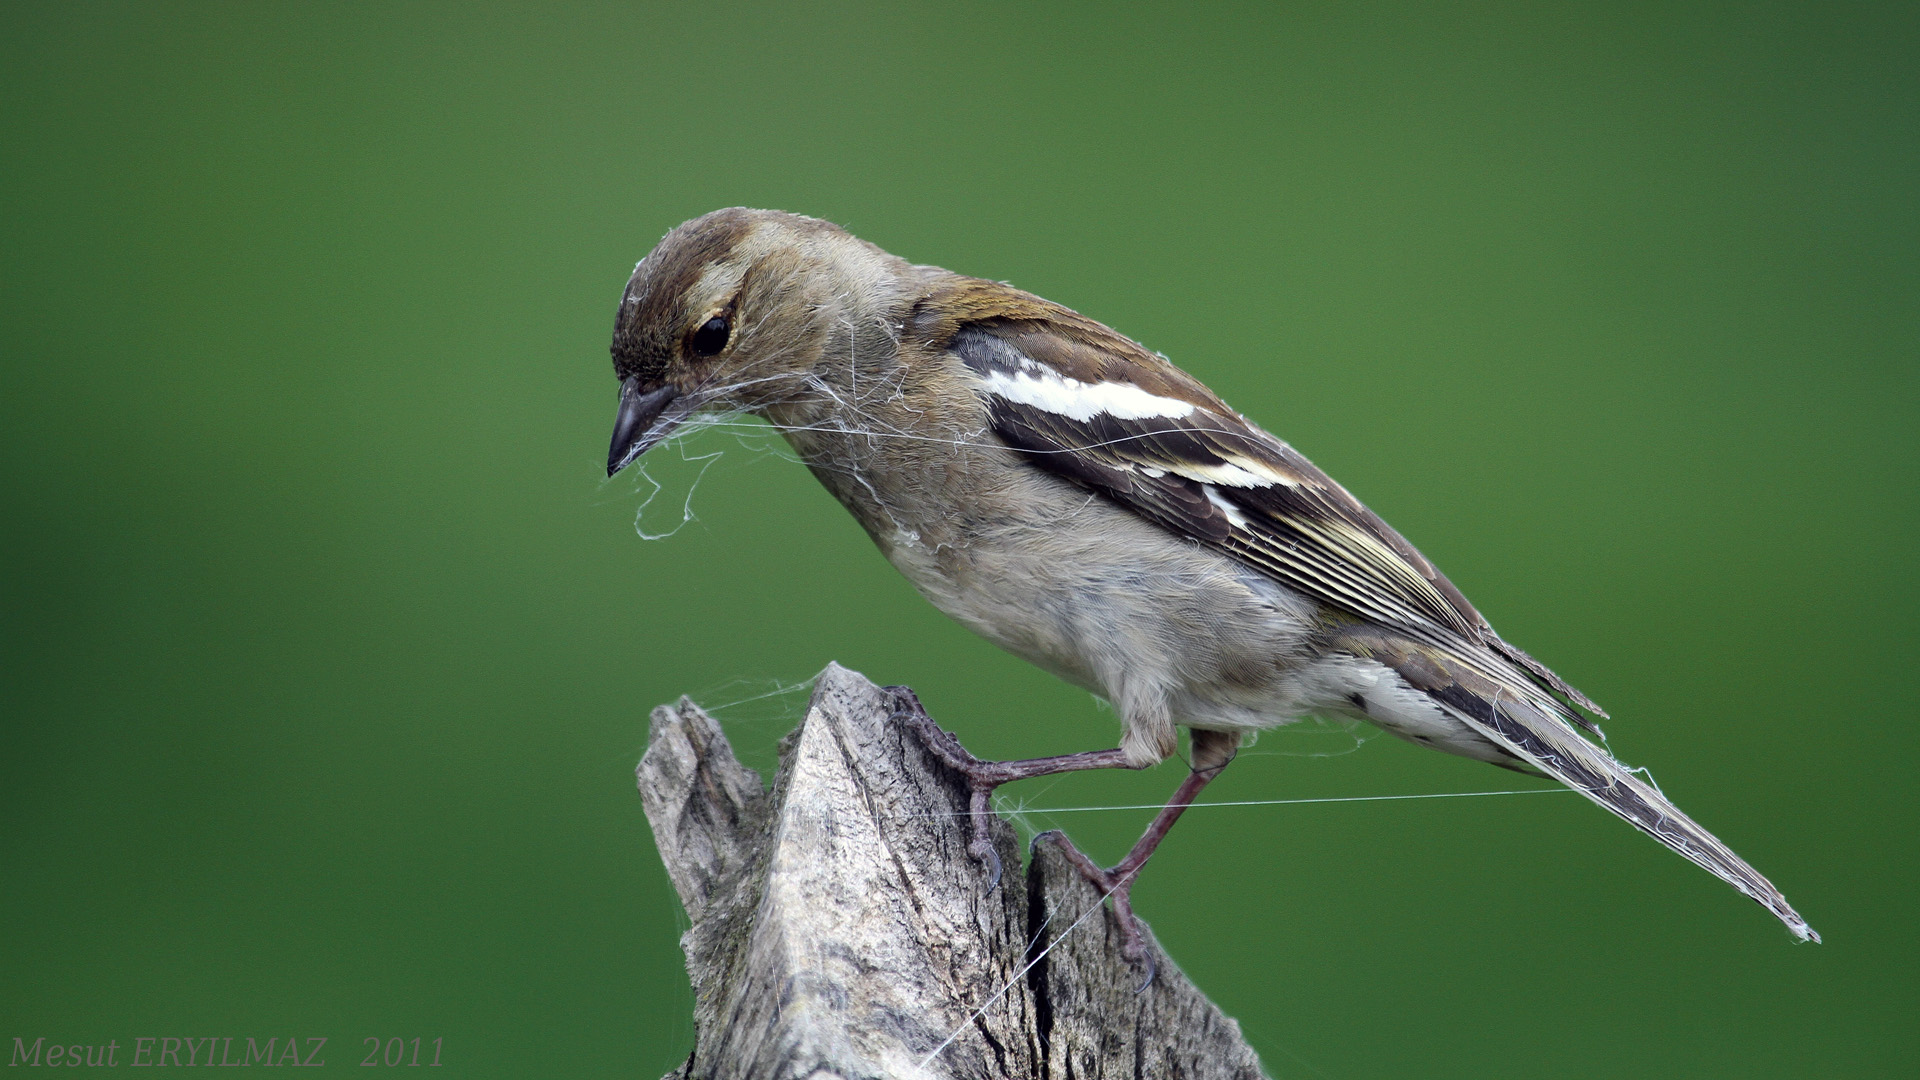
[604,207,1817,962]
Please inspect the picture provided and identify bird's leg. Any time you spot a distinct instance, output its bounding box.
[1034,728,1240,990]
[885,686,1135,887]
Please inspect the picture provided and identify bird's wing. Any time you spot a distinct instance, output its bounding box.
[919,284,1601,718]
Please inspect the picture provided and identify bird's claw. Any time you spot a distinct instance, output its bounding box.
[888,693,1156,987]
[887,685,1003,888]
[976,842,1004,892]
[1032,831,1157,992]
[1132,952,1158,995]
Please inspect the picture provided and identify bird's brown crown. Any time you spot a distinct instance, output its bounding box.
[610,208,867,392]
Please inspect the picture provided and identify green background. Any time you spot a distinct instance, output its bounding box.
[4,3,1914,1076]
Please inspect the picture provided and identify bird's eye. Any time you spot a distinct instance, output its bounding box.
[690,316,730,357]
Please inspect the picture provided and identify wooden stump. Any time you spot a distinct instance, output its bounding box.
[639,663,1269,1080]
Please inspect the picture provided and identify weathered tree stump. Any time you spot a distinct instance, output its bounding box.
[640,663,1269,1080]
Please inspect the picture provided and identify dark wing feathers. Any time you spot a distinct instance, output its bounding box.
[949,319,1602,718]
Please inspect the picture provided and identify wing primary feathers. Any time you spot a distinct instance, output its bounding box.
[950,321,1611,730]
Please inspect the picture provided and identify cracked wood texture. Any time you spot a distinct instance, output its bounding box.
[639,663,1268,1080]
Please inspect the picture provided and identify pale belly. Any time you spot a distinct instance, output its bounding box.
[873,492,1340,762]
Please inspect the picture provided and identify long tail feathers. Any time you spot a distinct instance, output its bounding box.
[1432,685,1819,942]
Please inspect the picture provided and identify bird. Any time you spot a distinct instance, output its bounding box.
[603,207,1818,965]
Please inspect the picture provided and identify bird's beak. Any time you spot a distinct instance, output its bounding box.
[607,377,691,477]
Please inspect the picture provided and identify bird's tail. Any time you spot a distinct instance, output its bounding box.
[1422,668,1818,942]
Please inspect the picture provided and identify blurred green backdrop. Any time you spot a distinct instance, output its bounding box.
[3,2,1914,1076]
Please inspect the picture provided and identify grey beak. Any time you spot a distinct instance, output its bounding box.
[607,378,683,477]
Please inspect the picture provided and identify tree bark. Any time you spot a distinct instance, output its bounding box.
[639,663,1269,1080]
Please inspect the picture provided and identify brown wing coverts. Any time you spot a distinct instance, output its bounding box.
[912,271,1605,716]
[953,326,1472,637]
[935,300,1605,721]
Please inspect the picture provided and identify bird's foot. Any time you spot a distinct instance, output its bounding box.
[884,685,1135,892]
[885,685,1005,887]
[1032,830,1157,993]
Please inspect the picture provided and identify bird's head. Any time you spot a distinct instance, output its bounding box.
[605,207,908,477]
